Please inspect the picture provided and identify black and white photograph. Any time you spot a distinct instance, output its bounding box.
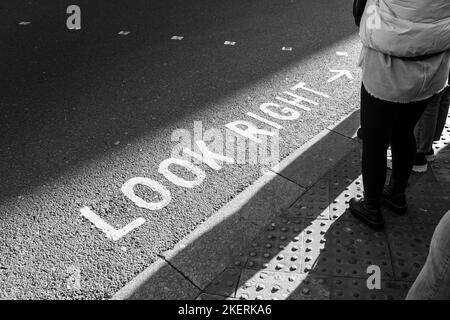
[1,0,449,306]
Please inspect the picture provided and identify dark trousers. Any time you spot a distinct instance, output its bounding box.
[360,85,430,201]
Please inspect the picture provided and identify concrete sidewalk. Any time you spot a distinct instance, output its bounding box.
[114,111,450,300]
[196,114,450,300]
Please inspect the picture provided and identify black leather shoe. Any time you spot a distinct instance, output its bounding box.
[349,197,384,229]
[381,187,408,215]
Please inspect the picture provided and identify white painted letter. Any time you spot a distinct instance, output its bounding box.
[259,102,300,121]
[225,120,274,143]
[183,140,234,170]
[171,129,192,161]
[80,206,145,241]
[159,158,206,188]
[246,112,283,129]
[290,82,330,98]
[122,177,172,210]
[276,91,317,112]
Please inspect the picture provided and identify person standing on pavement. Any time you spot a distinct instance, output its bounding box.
[407,210,450,300]
[349,0,450,228]
[412,75,450,172]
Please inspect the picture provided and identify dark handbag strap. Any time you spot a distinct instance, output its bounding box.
[353,0,368,27]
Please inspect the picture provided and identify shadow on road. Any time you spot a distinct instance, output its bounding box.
[0,0,357,202]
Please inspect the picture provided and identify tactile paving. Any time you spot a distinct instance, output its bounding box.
[328,174,364,221]
[204,268,241,298]
[300,219,333,273]
[331,277,411,300]
[387,224,434,281]
[307,220,394,279]
[432,119,450,152]
[285,180,330,220]
[235,270,331,300]
[431,148,450,182]
[431,118,450,183]
[244,217,305,273]
[199,131,447,300]
[405,182,450,224]
[432,161,450,182]
[327,147,362,180]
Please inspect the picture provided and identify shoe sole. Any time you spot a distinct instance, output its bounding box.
[380,198,408,215]
[412,164,428,173]
[349,207,384,229]
[388,159,428,173]
[387,158,392,170]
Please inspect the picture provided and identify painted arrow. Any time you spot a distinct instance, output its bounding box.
[328,69,354,83]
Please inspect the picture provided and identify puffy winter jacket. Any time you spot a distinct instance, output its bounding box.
[358,0,450,103]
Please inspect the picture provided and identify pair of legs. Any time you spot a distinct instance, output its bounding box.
[407,210,450,299]
[360,84,430,201]
[415,85,450,154]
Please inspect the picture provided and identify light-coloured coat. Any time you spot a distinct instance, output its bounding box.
[358,0,450,102]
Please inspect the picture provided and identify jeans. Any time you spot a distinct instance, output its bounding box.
[407,210,450,300]
[415,86,450,154]
[360,85,429,200]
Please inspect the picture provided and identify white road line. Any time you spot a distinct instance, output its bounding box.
[171,36,184,40]
[18,21,31,25]
[224,41,236,46]
[118,31,131,35]
[80,206,145,241]
[282,47,292,51]
[336,51,348,56]
[328,69,354,83]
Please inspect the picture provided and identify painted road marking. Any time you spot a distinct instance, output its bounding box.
[290,82,330,99]
[336,51,348,56]
[275,91,317,112]
[74,24,348,239]
[66,266,81,290]
[183,141,235,171]
[80,80,333,240]
[18,21,31,25]
[118,31,131,35]
[121,177,171,210]
[80,206,145,241]
[247,112,284,129]
[327,69,354,83]
[158,158,206,188]
[258,103,300,122]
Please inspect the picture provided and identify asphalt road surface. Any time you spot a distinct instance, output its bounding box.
[0,0,362,299]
